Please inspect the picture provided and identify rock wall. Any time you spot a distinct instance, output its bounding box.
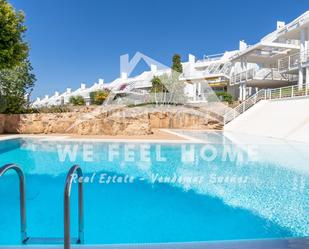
[149,109,209,129]
[0,106,220,135]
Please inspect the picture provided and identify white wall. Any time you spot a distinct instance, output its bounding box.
[224,97,309,143]
[227,85,240,100]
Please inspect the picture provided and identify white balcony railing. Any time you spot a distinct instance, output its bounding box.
[180,62,232,80]
[230,68,295,85]
[198,53,225,62]
[278,50,309,72]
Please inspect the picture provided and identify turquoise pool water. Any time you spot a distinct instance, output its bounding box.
[0,133,308,245]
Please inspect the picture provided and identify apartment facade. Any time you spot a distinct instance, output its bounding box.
[33,11,309,107]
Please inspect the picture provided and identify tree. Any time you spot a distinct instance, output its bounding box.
[0,0,28,70]
[150,76,167,93]
[149,54,186,106]
[0,1,35,113]
[0,61,35,113]
[171,54,183,74]
[69,95,85,106]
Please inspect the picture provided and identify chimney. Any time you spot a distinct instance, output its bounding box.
[239,40,248,51]
[54,91,59,97]
[150,64,157,73]
[66,88,71,94]
[121,72,128,79]
[277,21,285,30]
[81,83,86,90]
[98,78,104,85]
[188,54,195,64]
[36,97,41,102]
[44,95,49,100]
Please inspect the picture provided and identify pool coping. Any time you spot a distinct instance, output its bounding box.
[1,237,308,249]
[0,130,218,144]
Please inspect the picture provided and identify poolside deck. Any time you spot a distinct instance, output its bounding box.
[0,129,189,141]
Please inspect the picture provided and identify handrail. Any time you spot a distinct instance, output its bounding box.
[230,68,295,85]
[0,164,28,244]
[223,89,266,124]
[64,165,84,249]
[224,84,309,125]
[278,49,309,72]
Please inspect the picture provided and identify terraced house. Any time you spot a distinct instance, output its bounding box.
[33,11,309,107]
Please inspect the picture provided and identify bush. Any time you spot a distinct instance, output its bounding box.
[90,90,109,105]
[69,95,85,106]
[22,105,72,114]
[38,105,71,113]
[0,61,35,114]
[216,92,234,104]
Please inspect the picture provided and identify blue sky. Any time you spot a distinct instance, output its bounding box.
[9,0,309,98]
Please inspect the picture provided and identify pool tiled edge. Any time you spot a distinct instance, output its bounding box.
[1,237,309,249]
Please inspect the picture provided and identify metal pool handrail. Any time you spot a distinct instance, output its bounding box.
[0,164,28,244]
[64,165,84,249]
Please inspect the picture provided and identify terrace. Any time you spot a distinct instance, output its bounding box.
[230,67,298,87]
[278,49,309,73]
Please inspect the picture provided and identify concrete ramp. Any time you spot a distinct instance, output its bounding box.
[224,97,309,143]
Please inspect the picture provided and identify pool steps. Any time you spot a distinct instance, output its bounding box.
[0,164,84,249]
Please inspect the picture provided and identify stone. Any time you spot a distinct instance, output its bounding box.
[0,105,222,135]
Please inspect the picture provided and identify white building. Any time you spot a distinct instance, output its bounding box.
[33,11,309,107]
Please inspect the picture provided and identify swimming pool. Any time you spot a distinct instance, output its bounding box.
[0,132,308,246]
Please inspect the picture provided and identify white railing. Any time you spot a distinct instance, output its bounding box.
[230,68,257,84]
[223,89,266,124]
[230,68,294,85]
[124,82,136,92]
[267,84,309,100]
[278,50,309,72]
[224,84,309,125]
[199,53,224,62]
[301,49,309,64]
[180,62,232,80]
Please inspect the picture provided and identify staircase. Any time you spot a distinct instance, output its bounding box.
[223,89,267,125]
[224,84,309,125]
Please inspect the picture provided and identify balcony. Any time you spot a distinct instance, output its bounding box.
[180,62,232,81]
[230,68,298,85]
[278,50,309,72]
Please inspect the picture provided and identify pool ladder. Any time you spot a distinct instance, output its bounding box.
[0,163,84,249]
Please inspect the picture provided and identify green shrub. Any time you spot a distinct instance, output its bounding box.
[0,61,35,114]
[90,90,109,105]
[216,92,234,104]
[22,105,72,114]
[69,95,85,106]
[38,105,71,113]
[0,1,35,114]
